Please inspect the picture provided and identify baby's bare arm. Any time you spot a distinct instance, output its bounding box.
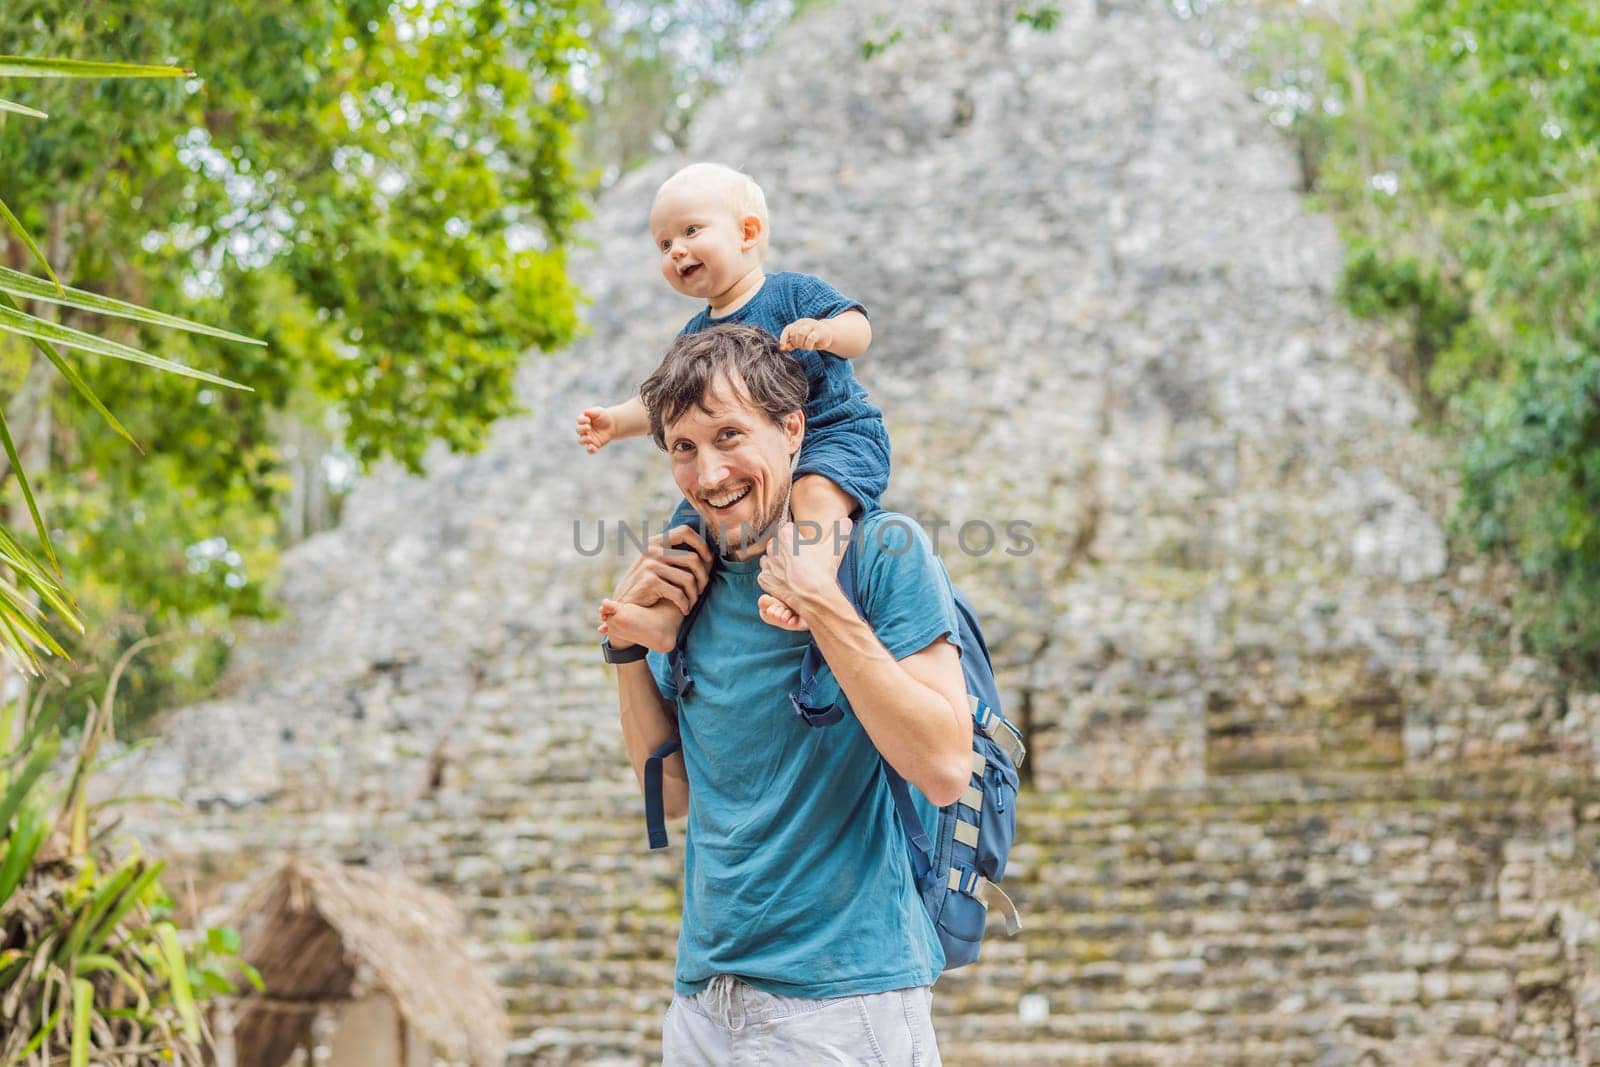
[822,309,872,359]
[577,395,652,453]
[780,309,873,360]
[608,395,651,439]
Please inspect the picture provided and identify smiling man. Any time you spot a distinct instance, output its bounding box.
[597,324,972,1065]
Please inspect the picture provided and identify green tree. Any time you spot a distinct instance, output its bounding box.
[577,0,799,184]
[1,53,260,1067]
[1250,0,1600,676]
[2,1,593,723]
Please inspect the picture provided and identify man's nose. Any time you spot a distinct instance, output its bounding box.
[696,452,730,488]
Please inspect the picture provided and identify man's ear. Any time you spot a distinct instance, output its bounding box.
[740,213,765,251]
[782,409,805,452]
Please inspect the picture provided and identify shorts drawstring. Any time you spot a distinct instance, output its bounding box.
[705,974,746,1033]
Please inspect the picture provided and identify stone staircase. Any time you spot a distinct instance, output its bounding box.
[934,777,1594,1065]
[141,644,1600,1066]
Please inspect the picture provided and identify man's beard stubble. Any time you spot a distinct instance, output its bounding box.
[704,477,790,558]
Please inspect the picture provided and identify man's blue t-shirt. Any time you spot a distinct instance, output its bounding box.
[647,513,958,998]
[681,271,882,431]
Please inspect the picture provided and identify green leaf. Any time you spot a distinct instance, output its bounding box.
[59,861,140,964]
[8,998,66,1064]
[0,264,265,347]
[0,610,44,676]
[237,957,266,992]
[0,731,57,833]
[0,193,61,293]
[0,98,47,118]
[0,303,250,390]
[206,925,240,954]
[0,412,57,571]
[0,571,78,647]
[0,56,194,79]
[1,702,65,774]
[68,860,166,972]
[76,954,150,1014]
[0,519,75,602]
[0,294,140,449]
[154,922,201,1042]
[90,862,163,954]
[0,804,47,911]
[70,977,92,1067]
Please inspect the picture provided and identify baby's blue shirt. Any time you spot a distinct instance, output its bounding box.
[681,271,883,430]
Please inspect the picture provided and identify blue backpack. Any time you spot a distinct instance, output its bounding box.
[642,524,1026,970]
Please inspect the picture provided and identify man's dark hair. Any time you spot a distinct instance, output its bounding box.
[640,324,808,450]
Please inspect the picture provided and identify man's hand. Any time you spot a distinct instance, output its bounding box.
[779,318,834,354]
[756,518,852,628]
[598,524,714,652]
[576,406,617,453]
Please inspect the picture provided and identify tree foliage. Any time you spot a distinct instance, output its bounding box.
[1251,0,1600,676]
[577,0,799,183]
[1,50,259,1067]
[1,1,593,722]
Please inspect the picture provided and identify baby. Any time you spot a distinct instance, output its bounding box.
[578,162,891,651]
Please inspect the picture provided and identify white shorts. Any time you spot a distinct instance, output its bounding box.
[662,974,942,1066]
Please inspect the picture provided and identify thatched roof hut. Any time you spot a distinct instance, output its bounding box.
[224,856,507,1067]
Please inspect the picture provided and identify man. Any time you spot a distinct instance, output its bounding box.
[597,324,972,1064]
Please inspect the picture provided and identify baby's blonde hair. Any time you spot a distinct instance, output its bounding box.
[654,162,770,257]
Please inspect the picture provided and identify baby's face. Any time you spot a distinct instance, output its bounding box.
[650,183,758,304]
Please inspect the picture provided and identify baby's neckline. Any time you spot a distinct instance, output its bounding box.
[705,272,768,320]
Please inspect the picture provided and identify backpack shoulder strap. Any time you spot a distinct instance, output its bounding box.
[790,531,866,727]
[664,519,720,701]
[795,520,938,869]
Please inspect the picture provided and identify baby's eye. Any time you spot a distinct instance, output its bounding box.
[685,225,700,237]
[659,239,671,252]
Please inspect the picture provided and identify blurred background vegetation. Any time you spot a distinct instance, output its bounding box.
[0,0,802,732]
[1241,0,1599,678]
[0,0,1595,734]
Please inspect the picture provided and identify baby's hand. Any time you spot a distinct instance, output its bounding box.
[576,406,616,453]
[780,318,833,354]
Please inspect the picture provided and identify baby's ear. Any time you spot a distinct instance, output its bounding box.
[740,213,765,249]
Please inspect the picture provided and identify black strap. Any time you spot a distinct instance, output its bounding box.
[883,762,935,886]
[651,517,713,848]
[665,518,718,701]
[644,738,684,849]
[790,533,865,727]
[790,515,939,891]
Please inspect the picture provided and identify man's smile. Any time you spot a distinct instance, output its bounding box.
[705,484,751,510]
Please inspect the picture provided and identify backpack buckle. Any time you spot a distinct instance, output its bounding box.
[671,654,695,699]
[790,693,844,728]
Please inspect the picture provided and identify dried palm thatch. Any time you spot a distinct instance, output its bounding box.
[226,856,507,1067]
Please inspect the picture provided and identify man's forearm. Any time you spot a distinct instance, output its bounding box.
[616,660,688,817]
[800,589,969,805]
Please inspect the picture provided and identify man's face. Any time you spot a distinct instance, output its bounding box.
[649,182,760,305]
[664,373,803,560]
